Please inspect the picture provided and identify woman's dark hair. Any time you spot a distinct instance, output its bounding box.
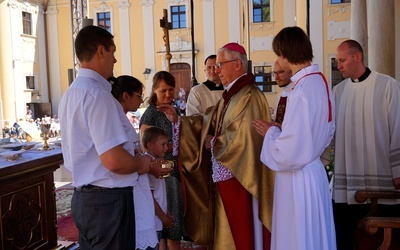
[272,26,313,65]
[148,71,176,105]
[109,75,144,101]
[75,25,115,63]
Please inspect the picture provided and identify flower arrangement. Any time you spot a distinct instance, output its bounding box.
[325,145,334,182]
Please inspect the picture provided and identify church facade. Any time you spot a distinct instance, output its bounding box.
[0,0,399,126]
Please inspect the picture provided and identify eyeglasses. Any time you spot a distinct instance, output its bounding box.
[204,66,216,72]
[272,70,286,77]
[133,92,144,99]
[214,59,237,70]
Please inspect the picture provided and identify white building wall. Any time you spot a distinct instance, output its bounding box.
[228,0,240,43]
[37,4,49,104]
[203,0,216,57]
[118,0,132,76]
[284,0,296,27]
[142,1,156,98]
[9,2,24,120]
[309,0,323,71]
[46,3,62,116]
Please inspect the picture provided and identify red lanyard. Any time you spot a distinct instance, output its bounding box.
[292,72,332,122]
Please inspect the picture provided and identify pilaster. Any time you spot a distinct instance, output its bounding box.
[367,0,395,77]
[118,0,132,75]
[350,0,368,64]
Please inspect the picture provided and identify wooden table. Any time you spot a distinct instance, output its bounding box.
[0,147,63,249]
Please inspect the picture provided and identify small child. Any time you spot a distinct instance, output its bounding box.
[142,126,175,250]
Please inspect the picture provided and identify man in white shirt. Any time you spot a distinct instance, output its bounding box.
[186,55,224,116]
[58,25,158,250]
[332,39,400,249]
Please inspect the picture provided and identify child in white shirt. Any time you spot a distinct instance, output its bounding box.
[142,126,175,250]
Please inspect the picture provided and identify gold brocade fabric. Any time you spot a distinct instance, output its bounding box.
[179,83,275,249]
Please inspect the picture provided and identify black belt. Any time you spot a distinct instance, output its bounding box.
[74,184,132,192]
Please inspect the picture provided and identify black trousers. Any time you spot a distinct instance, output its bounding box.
[72,186,135,250]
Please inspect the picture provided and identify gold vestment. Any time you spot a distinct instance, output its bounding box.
[179,83,275,249]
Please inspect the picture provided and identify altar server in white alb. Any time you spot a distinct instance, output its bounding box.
[252,26,336,250]
[332,39,400,249]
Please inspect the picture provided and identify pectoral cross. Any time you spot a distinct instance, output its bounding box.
[160,9,172,71]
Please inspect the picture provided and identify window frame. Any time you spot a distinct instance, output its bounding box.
[254,65,276,93]
[250,0,273,24]
[25,75,36,90]
[330,0,351,4]
[328,55,345,88]
[96,12,112,33]
[22,11,32,35]
[94,3,114,34]
[169,4,188,29]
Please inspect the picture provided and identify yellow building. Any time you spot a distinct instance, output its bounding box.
[1,0,399,127]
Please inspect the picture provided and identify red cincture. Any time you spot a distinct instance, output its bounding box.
[292,72,333,122]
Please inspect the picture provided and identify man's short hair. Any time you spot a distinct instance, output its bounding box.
[75,25,114,62]
[204,55,216,65]
[217,47,248,71]
[341,39,364,60]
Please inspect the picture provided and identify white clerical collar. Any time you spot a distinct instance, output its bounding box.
[351,67,371,83]
[224,73,247,92]
[280,81,295,97]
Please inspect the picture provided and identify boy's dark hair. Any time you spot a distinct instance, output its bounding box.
[141,126,168,150]
[272,26,313,64]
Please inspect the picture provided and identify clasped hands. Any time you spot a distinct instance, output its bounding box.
[252,119,282,136]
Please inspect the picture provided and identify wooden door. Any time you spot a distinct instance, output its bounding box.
[27,103,52,119]
[170,63,191,101]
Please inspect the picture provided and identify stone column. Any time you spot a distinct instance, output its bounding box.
[350,0,368,64]
[367,0,395,77]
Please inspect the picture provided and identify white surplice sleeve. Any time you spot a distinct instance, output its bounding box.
[261,94,315,172]
[261,74,333,172]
